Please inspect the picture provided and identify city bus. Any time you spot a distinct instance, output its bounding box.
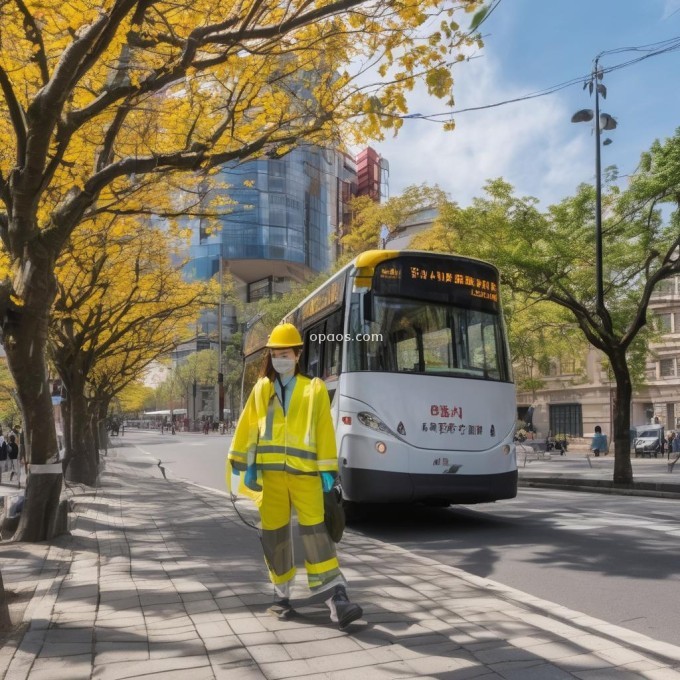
[241,250,518,507]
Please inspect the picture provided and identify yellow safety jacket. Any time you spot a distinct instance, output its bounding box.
[228,375,338,477]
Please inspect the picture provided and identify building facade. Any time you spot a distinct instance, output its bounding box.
[186,146,357,294]
[515,275,680,440]
[356,147,389,203]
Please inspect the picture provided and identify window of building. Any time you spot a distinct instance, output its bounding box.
[549,403,583,437]
[657,313,673,333]
[560,358,577,374]
[674,312,680,332]
[652,278,675,298]
[540,360,559,377]
[659,358,675,378]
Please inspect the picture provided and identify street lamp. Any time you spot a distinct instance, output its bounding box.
[217,256,225,429]
[571,55,617,319]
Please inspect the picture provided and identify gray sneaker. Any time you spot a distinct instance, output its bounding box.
[328,586,363,629]
[267,598,295,620]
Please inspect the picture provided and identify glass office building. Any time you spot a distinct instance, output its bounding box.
[185,146,357,293]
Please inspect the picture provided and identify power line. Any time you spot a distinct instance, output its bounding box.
[399,35,680,124]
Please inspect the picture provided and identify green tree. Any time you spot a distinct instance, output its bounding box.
[428,140,680,483]
[342,184,449,256]
[222,332,244,421]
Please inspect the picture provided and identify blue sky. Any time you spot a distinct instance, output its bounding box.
[371,0,680,207]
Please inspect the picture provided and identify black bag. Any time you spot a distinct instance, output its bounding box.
[323,482,345,543]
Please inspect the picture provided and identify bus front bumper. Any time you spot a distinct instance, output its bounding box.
[340,467,518,505]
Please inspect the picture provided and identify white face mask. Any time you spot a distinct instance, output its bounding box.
[272,357,296,376]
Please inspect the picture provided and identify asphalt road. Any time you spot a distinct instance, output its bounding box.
[122,429,680,647]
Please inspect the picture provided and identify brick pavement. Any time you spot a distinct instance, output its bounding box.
[2,447,680,679]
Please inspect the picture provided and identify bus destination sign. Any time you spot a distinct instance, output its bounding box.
[373,256,500,312]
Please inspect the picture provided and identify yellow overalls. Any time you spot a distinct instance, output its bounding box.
[228,375,344,592]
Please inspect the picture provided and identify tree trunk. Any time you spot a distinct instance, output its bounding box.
[61,396,72,470]
[2,259,63,541]
[63,386,99,486]
[611,351,634,485]
[0,570,12,631]
[95,398,111,456]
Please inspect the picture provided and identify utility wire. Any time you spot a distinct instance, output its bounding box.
[399,35,680,124]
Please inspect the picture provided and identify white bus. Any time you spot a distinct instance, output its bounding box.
[242,250,518,507]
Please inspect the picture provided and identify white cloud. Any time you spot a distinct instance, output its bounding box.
[370,55,593,207]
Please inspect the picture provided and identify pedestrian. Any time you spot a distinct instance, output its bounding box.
[673,433,680,455]
[227,322,363,629]
[0,429,7,482]
[590,425,608,457]
[7,434,20,483]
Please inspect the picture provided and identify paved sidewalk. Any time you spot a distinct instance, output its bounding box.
[2,447,680,680]
[518,447,680,497]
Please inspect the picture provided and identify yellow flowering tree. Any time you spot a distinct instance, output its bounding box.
[48,215,207,490]
[0,0,486,539]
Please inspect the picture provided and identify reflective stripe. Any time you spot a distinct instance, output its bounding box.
[262,524,293,577]
[304,556,340,575]
[304,381,315,447]
[257,445,317,460]
[269,566,297,586]
[299,522,337,565]
[258,455,316,472]
[258,462,287,472]
[307,564,343,591]
[246,443,257,467]
[264,397,276,440]
[282,465,316,476]
[316,458,337,468]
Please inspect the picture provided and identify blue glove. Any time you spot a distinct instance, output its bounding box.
[320,472,336,493]
[244,465,262,491]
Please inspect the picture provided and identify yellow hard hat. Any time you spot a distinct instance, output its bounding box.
[266,323,303,348]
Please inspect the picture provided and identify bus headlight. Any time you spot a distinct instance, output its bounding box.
[502,445,511,455]
[357,411,390,433]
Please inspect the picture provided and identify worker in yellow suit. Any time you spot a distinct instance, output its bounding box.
[227,323,363,629]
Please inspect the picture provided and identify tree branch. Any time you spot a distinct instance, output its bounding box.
[0,66,28,163]
[96,104,133,172]
[203,0,365,45]
[13,0,50,85]
[621,236,680,349]
[45,125,311,251]
[23,1,137,189]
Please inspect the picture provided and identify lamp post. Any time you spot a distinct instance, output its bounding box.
[217,256,225,429]
[571,55,617,319]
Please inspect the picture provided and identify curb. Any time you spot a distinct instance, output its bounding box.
[519,477,680,499]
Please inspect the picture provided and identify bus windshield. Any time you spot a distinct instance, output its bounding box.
[348,293,509,381]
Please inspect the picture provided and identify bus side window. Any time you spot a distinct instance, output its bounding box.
[305,321,324,378]
[323,311,343,378]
